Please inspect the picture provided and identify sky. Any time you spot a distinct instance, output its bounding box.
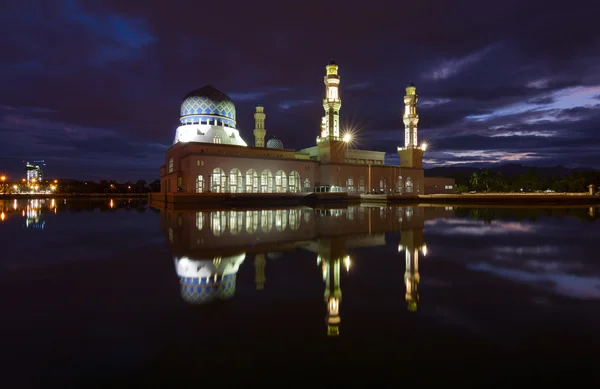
[1,0,599,181]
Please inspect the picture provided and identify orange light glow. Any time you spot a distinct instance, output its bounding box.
[0,175,6,182]
[0,212,5,221]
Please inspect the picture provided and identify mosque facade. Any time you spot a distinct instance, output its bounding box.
[159,60,454,196]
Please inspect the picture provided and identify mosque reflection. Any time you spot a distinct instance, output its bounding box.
[161,205,455,335]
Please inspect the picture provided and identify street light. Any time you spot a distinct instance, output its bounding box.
[421,142,428,151]
[343,133,351,142]
[0,175,6,182]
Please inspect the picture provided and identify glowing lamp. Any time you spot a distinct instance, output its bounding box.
[421,142,428,151]
[343,133,352,142]
[0,175,6,182]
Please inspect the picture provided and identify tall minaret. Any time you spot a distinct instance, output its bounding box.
[398,82,424,168]
[322,59,341,139]
[403,82,419,148]
[253,103,266,147]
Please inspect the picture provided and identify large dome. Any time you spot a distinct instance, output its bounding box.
[180,85,236,128]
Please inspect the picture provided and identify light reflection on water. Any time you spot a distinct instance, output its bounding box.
[0,199,599,385]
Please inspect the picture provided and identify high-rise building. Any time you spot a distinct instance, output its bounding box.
[26,160,45,183]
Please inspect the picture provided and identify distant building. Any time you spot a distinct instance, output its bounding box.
[26,160,45,183]
[159,60,454,198]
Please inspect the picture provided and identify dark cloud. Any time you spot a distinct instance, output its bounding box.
[1,0,599,180]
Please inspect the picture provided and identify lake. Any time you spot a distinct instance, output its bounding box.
[1,199,599,386]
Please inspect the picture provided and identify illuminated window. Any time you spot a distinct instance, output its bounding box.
[168,158,174,173]
[347,177,355,193]
[275,170,287,193]
[397,176,404,194]
[229,168,242,193]
[246,169,258,193]
[213,135,221,144]
[196,175,204,193]
[405,177,413,193]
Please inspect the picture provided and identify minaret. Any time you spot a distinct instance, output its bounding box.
[253,103,266,147]
[398,228,427,312]
[398,82,424,168]
[254,254,266,290]
[322,59,341,139]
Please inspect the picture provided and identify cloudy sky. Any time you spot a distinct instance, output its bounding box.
[1,0,599,181]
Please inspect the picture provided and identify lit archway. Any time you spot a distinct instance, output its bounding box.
[275,170,287,193]
[229,168,243,193]
[380,177,387,193]
[288,171,301,193]
[245,169,258,193]
[211,168,227,193]
[406,177,413,193]
[261,170,273,193]
[397,176,403,194]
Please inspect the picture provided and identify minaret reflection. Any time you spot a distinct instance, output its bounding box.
[254,254,266,290]
[316,238,346,337]
[397,207,428,312]
[160,206,454,318]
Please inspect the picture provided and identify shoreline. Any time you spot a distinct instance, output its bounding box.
[147,192,600,209]
[0,193,148,200]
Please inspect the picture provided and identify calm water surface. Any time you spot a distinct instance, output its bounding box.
[1,199,599,387]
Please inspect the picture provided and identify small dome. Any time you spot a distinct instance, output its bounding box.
[256,102,263,108]
[180,85,236,127]
[266,136,283,149]
[407,81,416,88]
[328,58,336,65]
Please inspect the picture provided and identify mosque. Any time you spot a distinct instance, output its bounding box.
[158,60,454,198]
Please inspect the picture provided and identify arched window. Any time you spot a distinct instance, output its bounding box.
[380,177,387,193]
[229,168,243,193]
[406,177,414,193]
[397,176,403,194]
[261,170,273,193]
[196,175,204,193]
[275,170,287,193]
[245,169,258,193]
[304,178,311,192]
[288,171,301,193]
[416,181,420,193]
[211,168,226,193]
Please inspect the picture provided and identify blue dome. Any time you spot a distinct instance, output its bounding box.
[328,58,336,65]
[180,85,236,128]
[179,273,237,305]
[407,81,416,87]
[266,137,283,149]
